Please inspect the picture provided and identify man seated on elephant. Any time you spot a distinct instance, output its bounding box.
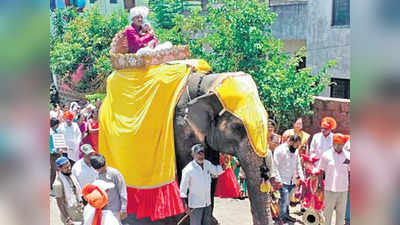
[180,144,224,225]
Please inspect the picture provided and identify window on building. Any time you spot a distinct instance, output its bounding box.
[330,78,350,99]
[296,56,306,72]
[110,0,118,3]
[90,0,96,3]
[332,0,350,26]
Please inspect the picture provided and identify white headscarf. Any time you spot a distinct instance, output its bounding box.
[129,6,149,20]
[69,101,79,114]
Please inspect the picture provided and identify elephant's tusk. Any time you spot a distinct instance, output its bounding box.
[218,108,226,116]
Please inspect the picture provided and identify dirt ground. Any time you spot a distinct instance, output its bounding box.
[51,196,334,225]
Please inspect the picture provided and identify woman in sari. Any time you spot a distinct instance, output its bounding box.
[282,118,310,155]
[215,153,241,198]
[78,114,90,158]
[88,110,99,153]
[267,119,281,145]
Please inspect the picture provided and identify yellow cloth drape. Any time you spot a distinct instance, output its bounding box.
[213,73,269,157]
[99,60,210,188]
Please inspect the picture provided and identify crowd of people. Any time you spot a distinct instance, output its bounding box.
[50,5,350,224]
[50,98,350,225]
[261,117,350,225]
[50,99,128,225]
[176,116,350,225]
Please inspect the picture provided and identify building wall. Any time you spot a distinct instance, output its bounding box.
[306,0,350,96]
[85,0,125,15]
[303,96,350,135]
[270,0,350,97]
[270,1,308,40]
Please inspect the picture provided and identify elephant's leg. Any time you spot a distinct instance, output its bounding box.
[210,178,217,214]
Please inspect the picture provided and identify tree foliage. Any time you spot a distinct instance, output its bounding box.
[152,0,336,131]
[50,6,129,93]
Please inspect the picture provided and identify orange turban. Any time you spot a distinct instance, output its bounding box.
[333,133,350,144]
[82,184,108,225]
[63,110,75,121]
[321,117,337,130]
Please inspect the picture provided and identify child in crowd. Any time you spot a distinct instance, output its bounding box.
[136,20,173,56]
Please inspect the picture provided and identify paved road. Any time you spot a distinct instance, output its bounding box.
[51,196,329,225]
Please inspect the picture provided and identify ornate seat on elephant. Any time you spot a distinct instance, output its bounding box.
[109,29,191,70]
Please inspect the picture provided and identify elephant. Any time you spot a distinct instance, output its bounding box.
[123,71,271,225]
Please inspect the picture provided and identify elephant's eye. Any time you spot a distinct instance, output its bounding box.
[231,123,246,137]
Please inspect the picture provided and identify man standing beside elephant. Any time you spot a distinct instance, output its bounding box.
[180,144,224,225]
[274,135,305,224]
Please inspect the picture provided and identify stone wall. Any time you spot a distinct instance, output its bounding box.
[56,79,86,107]
[303,96,350,135]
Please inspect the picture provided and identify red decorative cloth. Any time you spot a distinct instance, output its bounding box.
[215,167,241,198]
[301,178,325,211]
[127,180,185,221]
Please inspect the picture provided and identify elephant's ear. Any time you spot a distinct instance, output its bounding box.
[186,93,223,143]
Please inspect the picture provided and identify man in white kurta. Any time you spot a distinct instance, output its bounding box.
[60,111,82,162]
[274,135,305,223]
[309,117,337,158]
[318,133,350,225]
[180,144,224,225]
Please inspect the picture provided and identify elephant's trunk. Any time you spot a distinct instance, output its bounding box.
[238,141,271,225]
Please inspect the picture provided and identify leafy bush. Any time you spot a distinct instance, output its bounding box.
[50,6,129,93]
[85,93,106,105]
[152,0,336,131]
[149,0,184,29]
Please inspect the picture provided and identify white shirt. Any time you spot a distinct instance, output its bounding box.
[50,110,57,118]
[72,158,98,188]
[273,143,304,185]
[83,205,120,225]
[59,122,81,162]
[318,148,350,192]
[180,160,224,208]
[309,132,333,159]
[343,140,350,152]
[265,149,281,182]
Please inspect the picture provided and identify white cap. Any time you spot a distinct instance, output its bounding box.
[92,180,115,191]
[129,6,149,20]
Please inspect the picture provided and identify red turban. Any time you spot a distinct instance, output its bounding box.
[321,117,337,130]
[82,184,108,225]
[63,110,75,121]
[333,133,350,144]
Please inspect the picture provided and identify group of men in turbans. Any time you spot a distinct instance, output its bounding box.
[268,116,350,225]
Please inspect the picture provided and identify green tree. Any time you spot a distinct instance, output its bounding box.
[152,0,336,131]
[50,6,129,93]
